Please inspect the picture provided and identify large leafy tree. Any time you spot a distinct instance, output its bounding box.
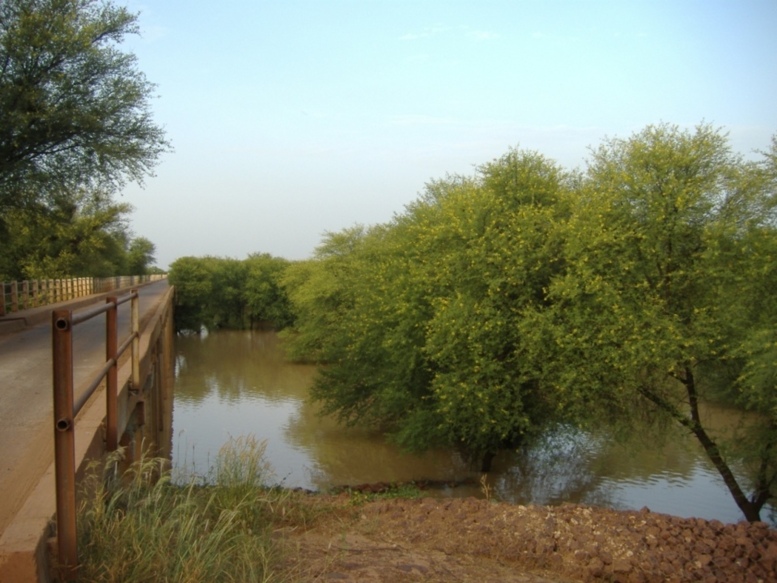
[286,128,777,519]
[283,150,573,470]
[0,187,132,278]
[168,256,215,332]
[533,124,777,521]
[0,0,169,211]
[126,236,156,275]
[0,0,168,279]
[409,150,572,468]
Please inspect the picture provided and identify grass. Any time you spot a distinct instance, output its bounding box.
[340,482,425,506]
[73,435,434,582]
[74,436,313,583]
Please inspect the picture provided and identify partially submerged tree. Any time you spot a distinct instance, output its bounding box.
[244,253,295,329]
[168,256,215,332]
[412,150,572,469]
[285,126,777,520]
[280,225,371,363]
[283,151,573,470]
[532,124,777,521]
[169,255,294,332]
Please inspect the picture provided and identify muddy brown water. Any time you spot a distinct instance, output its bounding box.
[171,329,775,525]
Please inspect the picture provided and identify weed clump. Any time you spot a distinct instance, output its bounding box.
[76,436,294,582]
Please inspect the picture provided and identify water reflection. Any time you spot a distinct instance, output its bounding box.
[489,426,612,507]
[285,402,471,489]
[172,330,775,525]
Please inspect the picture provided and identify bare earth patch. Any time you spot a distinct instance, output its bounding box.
[276,495,777,582]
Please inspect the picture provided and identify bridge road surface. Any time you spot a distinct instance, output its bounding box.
[0,280,171,534]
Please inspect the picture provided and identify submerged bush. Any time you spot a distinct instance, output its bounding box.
[169,254,295,333]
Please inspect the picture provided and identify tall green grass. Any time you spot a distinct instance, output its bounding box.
[75,436,298,582]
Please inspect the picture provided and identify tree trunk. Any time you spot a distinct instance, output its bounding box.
[480,451,496,473]
[640,369,766,523]
[682,366,764,522]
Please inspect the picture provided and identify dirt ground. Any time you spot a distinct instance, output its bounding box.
[277,494,777,583]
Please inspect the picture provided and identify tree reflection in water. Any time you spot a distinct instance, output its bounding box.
[173,330,775,525]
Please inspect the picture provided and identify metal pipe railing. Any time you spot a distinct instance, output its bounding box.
[51,290,139,579]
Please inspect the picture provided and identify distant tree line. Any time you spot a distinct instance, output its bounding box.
[169,254,295,332]
[276,124,776,522]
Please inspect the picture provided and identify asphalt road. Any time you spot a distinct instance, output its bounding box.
[0,280,171,533]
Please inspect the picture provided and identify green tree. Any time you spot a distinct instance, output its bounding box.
[169,256,214,332]
[244,253,294,329]
[0,187,132,279]
[283,151,573,470]
[0,0,169,212]
[170,254,295,332]
[280,226,370,362]
[534,124,777,521]
[126,236,156,275]
[417,150,572,469]
[283,222,439,437]
[206,257,249,329]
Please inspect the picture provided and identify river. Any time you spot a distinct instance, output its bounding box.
[171,329,775,525]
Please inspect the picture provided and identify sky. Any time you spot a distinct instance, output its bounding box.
[120,0,777,269]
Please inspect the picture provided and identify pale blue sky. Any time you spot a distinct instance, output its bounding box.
[121,0,777,268]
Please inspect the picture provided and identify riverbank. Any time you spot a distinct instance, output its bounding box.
[73,444,776,582]
[278,494,776,582]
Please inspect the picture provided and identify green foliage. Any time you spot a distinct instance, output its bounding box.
[208,257,250,329]
[283,150,572,466]
[279,226,370,363]
[0,186,157,279]
[169,254,295,332]
[245,253,296,329]
[0,0,170,211]
[533,123,777,520]
[126,237,157,275]
[167,256,214,332]
[284,126,777,519]
[417,151,572,460]
[730,139,777,420]
[0,0,168,280]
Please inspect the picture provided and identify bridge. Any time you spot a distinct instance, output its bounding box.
[0,279,175,582]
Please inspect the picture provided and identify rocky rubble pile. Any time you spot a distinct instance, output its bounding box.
[360,497,777,582]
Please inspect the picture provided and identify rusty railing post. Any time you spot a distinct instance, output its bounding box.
[131,290,140,391]
[106,297,118,451]
[52,309,78,578]
[10,281,18,313]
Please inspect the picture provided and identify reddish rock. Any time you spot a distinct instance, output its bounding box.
[612,557,632,573]
[587,557,604,577]
[288,495,777,582]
